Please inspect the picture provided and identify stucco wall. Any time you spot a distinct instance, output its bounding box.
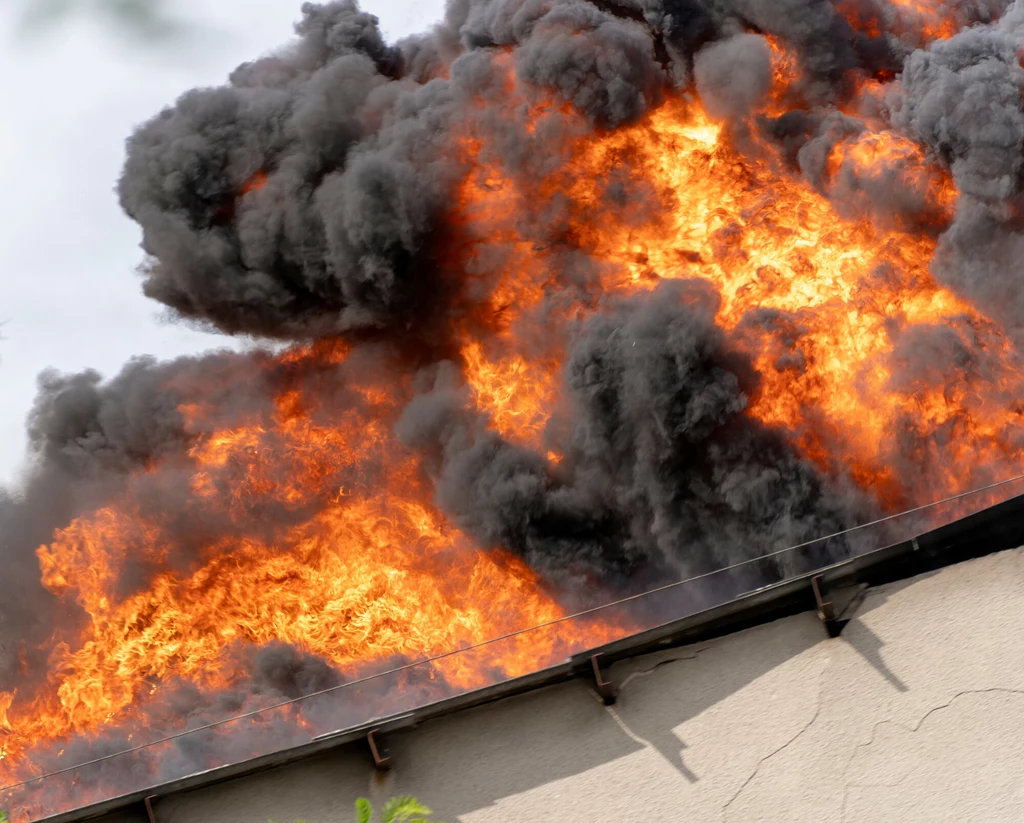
[97,546,1024,823]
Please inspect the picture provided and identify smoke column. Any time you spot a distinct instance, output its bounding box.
[3,0,1024,818]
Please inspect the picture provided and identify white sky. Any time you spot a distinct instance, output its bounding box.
[0,0,448,487]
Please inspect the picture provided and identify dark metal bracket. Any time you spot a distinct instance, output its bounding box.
[811,576,867,638]
[591,653,617,705]
[144,796,158,823]
[367,728,391,771]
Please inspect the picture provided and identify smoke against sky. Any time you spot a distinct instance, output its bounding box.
[0,0,445,485]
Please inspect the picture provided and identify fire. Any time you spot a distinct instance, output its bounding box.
[764,35,804,114]
[887,0,964,41]
[1,345,622,817]
[825,130,958,219]
[241,170,268,196]
[33,494,567,733]
[462,341,560,451]
[5,3,1024,819]
[451,89,1022,509]
[834,0,965,44]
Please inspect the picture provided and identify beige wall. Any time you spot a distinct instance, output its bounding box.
[107,546,1024,823]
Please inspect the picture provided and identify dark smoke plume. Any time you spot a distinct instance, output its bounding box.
[399,279,865,601]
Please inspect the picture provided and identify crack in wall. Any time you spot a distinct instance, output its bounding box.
[615,647,709,694]
[585,646,712,781]
[839,688,1024,822]
[720,663,828,821]
[584,645,713,706]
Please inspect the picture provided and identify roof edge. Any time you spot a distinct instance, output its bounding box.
[37,491,1024,823]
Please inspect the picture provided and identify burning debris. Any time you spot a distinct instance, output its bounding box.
[4,0,1024,817]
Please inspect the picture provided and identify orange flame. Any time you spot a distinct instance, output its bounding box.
[241,170,268,196]
[462,341,561,451]
[1,344,624,818]
[834,0,965,44]
[452,86,1023,509]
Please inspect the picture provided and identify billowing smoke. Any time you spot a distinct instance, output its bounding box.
[694,34,774,119]
[889,4,1024,344]
[398,278,864,599]
[4,0,1024,818]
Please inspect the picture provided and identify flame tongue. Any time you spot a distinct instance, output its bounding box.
[5,346,613,780]
[455,91,1022,508]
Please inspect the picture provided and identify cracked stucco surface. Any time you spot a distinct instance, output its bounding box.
[111,546,1024,823]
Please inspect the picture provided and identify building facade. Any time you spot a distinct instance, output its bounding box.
[83,545,1024,823]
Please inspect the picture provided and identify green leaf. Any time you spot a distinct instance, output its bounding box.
[355,797,373,823]
[381,796,433,823]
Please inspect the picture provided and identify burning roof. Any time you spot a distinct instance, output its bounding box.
[3,0,1024,818]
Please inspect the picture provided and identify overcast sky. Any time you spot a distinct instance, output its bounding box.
[0,0,447,487]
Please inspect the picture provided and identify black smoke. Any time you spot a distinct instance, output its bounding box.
[398,279,866,602]
[7,0,1020,661]
[111,0,1015,347]
[887,5,1024,345]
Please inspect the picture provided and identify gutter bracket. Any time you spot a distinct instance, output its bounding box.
[590,653,617,705]
[367,728,391,771]
[811,576,867,638]
[144,796,157,823]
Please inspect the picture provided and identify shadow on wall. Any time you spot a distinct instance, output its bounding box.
[386,575,924,813]
[837,574,939,694]
[86,596,922,823]
[137,614,826,823]
[403,618,832,806]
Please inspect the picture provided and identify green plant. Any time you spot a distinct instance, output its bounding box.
[356,796,443,823]
[265,794,442,823]
[0,811,9,823]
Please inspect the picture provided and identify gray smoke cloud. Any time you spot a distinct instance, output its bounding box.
[26,357,194,478]
[892,10,1024,202]
[887,4,1024,341]
[399,281,868,602]
[116,0,677,341]
[793,110,953,230]
[562,281,863,573]
[694,33,773,120]
[117,0,963,343]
